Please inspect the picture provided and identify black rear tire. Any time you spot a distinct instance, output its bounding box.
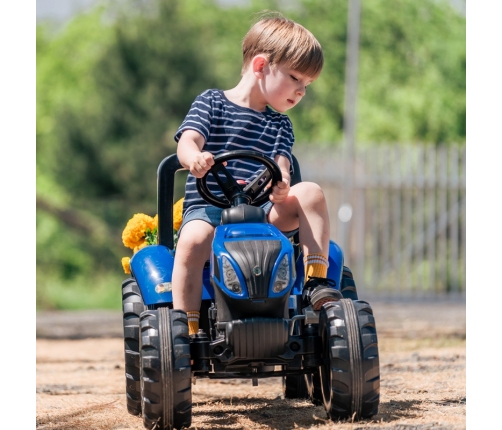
[140,308,192,429]
[319,299,380,420]
[282,374,309,399]
[283,307,310,400]
[305,372,323,405]
[340,266,358,300]
[122,278,146,416]
[199,299,212,336]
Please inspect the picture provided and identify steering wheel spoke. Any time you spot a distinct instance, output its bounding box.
[196,150,282,209]
[243,169,272,199]
[210,163,243,199]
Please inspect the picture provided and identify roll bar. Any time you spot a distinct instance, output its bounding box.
[156,153,302,249]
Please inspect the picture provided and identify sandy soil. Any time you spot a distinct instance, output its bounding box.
[36,300,466,429]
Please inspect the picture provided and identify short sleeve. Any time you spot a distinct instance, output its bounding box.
[174,90,214,143]
[275,116,295,170]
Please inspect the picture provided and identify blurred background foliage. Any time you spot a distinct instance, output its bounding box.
[36,0,465,310]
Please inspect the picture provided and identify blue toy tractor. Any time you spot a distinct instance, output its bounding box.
[121,150,380,429]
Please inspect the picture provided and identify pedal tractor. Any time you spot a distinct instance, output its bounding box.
[121,150,380,429]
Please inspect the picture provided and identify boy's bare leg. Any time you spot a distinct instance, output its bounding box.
[268,181,330,256]
[171,220,215,311]
[268,181,341,309]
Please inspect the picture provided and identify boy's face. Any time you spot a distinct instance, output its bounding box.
[262,63,315,113]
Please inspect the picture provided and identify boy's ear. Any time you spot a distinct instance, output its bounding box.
[252,55,268,79]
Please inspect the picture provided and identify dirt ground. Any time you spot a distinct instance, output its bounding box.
[36,300,466,430]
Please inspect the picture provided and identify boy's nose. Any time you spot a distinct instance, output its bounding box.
[296,85,306,97]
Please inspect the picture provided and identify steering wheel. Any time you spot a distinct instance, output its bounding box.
[196,150,282,209]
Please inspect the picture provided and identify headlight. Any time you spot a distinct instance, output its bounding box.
[222,256,242,294]
[272,254,290,293]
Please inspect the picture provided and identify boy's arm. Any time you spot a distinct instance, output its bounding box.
[269,154,291,204]
[177,130,215,178]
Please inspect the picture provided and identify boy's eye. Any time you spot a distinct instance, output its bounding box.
[290,75,298,81]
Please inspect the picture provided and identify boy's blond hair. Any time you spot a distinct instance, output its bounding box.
[242,12,324,79]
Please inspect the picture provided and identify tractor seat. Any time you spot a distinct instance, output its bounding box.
[220,154,302,226]
[221,204,267,225]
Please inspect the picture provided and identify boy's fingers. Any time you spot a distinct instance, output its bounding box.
[270,192,285,203]
[202,152,215,166]
[270,183,289,203]
[276,179,290,190]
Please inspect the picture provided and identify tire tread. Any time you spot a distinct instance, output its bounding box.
[140,308,192,429]
[122,278,146,416]
[319,299,380,420]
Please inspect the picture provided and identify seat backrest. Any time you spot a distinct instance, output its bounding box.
[157,152,303,248]
[291,154,302,186]
[289,154,302,250]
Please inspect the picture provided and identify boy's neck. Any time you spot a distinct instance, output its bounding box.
[224,74,268,113]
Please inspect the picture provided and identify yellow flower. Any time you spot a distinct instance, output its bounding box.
[173,198,184,231]
[120,202,184,274]
[122,213,155,250]
[133,241,148,254]
[121,257,131,274]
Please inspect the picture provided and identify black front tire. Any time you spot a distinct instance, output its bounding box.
[122,278,146,416]
[140,308,192,429]
[319,299,380,420]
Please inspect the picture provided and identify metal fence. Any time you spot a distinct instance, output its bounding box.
[293,143,466,299]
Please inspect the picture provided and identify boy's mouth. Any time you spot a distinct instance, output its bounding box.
[287,99,295,105]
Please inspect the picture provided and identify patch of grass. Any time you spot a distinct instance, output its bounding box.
[37,271,124,310]
[380,336,466,352]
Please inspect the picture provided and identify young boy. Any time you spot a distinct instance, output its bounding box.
[172,13,342,335]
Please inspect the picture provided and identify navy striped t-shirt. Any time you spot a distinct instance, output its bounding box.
[174,89,295,215]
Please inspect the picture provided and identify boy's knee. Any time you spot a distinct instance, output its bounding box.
[178,221,214,246]
[294,181,325,202]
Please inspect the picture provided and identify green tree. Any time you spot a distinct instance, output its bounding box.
[356,0,465,144]
[36,0,465,309]
[37,1,219,308]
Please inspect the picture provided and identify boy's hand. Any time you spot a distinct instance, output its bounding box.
[269,170,290,204]
[189,151,215,178]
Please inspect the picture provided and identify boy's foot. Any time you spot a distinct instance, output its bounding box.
[302,277,342,311]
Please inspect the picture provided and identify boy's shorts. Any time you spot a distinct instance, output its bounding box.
[178,201,298,238]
